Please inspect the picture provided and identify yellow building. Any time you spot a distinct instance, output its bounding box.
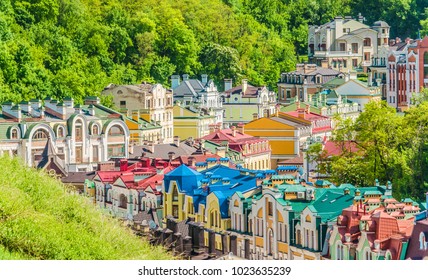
[244,115,303,169]
[173,103,216,140]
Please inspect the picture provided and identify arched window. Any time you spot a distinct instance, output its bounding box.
[75,120,83,141]
[33,129,48,140]
[57,126,64,138]
[11,128,19,139]
[108,125,124,136]
[172,187,178,201]
[119,194,127,209]
[267,228,274,255]
[92,124,99,135]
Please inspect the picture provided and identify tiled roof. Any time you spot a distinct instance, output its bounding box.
[130,142,197,159]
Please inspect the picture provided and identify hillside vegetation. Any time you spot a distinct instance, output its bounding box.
[0,0,426,104]
[0,155,171,260]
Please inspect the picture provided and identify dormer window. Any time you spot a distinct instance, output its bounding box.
[57,126,64,138]
[11,128,18,140]
[92,124,99,135]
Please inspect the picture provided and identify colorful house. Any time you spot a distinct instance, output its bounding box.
[0,97,130,173]
[173,103,217,140]
[163,164,263,252]
[171,74,223,125]
[277,64,343,103]
[93,158,173,222]
[327,185,421,260]
[102,83,174,143]
[221,79,277,125]
[202,125,271,170]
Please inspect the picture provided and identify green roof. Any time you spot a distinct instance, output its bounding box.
[363,190,382,195]
[322,77,346,88]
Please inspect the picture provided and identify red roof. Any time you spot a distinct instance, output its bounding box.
[323,140,359,156]
[202,128,270,155]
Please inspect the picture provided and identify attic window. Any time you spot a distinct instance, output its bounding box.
[57,126,64,138]
[11,128,18,139]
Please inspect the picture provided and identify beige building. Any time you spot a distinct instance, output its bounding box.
[309,16,390,72]
[102,83,174,143]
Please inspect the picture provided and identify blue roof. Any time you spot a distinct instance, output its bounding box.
[195,162,207,166]
[206,158,218,162]
[265,170,277,174]
[220,157,229,161]
[196,165,260,218]
[163,164,203,193]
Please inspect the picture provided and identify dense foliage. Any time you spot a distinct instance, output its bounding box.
[0,0,426,104]
[0,155,171,260]
[318,95,428,201]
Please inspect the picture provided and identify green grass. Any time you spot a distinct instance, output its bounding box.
[0,155,172,260]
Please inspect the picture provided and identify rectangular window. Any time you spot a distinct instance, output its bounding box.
[92,146,99,162]
[75,126,82,142]
[172,205,178,218]
[268,202,273,216]
[364,52,371,61]
[75,146,82,163]
[339,43,346,52]
[353,59,358,67]
[352,43,358,54]
[286,90,291,98]
[120,100,126,108]
[343,60,347,68]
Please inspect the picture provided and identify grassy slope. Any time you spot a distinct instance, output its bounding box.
[0,155,171,260]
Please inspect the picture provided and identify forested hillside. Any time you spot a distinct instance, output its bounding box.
[0,155,171,260]
[0,0,426,104]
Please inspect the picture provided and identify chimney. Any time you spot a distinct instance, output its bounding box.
[20,101,32,115]
[242,79,248,94]
[252,113,259,120]
[275,104,280,117]
[215,147,226,158]
[171,75,180,89]
[74,104,82,114]
[63,97,74,108]
[119,159,128,171]
[188,156,195,167]
[30,99,41,112]
[321,60,328,68]
[182,74,189,81]
[40,106,45,118]
[224,79,233,91]
[84,96,100,105]
[237,123,244,135]
[173,136,180,147]
[297,108,305,119]
[396,37,401,43]
[201,74,208,85]
[88,104,95,116]
[168,152,175,160]
[358,13,364,23]
[231,126,236,137]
